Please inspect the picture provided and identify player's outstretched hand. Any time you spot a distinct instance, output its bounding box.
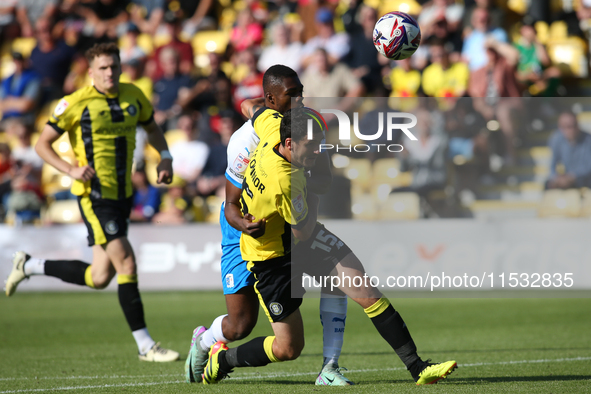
[69,165,95,182]
[242,213,266,238]
[157,159,173,184]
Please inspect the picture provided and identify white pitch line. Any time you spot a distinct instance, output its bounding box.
[1,356,590,393]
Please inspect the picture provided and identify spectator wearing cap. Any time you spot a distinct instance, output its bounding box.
[121,58,153,101]
[514,16,561,96]
[301,7,350,69]
[342,5,384,94]
[0,52,41,125]
[547,110,591,189]
[146,11,194,81]
[462,7,508,71]
[29,17,77,103]
[128,0,164,35]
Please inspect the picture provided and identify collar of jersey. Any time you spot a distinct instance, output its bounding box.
[273,144,303,168]
[93,85,119,99]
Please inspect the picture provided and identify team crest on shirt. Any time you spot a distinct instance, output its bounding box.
[105,220,119,235]
[269,302,283,316]
[293,194,305,213]
[127,104,137,116]
[54,99,69,116]
[233,153,250,172]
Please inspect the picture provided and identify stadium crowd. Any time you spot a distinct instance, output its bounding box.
[0,0,590,223]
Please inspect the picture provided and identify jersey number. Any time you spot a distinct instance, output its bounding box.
[310,230,338,252]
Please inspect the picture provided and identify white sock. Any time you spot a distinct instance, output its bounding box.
[132,328,156,355]
[24,258,45,276]
[319,296,348,365]
[199,314,229,351]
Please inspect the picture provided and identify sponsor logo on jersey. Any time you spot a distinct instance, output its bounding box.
[293,194,305,213]
[54,99,69,116]
[225,273,234,288]
[233,153,250,173]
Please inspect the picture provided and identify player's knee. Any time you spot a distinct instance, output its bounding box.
[226,320,255,341]
[91,273,112,289]
[275,340,304,361]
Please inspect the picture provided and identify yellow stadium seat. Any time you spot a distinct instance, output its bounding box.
[192,30,230,55]
[205,195,223,223]
[380,192,420,220]
[538,189,582,218]
[344,158,372,191]
[372,158,402,186]
[11,37,37,58]
[351,193,377,221]
[547,37,588,77]
[549,20,568,40]
[45,199,82,224]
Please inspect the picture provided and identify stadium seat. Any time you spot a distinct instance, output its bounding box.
[205,195,223,223]
[192,30,230,55]
[547,37,588,77]
[11,37,37,58]
[538,189,582,218]
[344,158,372,192]
[351,193,377,221]
[380,192,420,220]
[45,199,82,224]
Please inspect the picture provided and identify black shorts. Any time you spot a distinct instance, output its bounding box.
[77,196,132,246]
[248,223,353,323]
[249,255,304,323]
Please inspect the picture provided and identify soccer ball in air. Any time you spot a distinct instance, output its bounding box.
[373,12,421,60]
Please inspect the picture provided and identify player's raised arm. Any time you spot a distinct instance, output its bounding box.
[142,120,173,184]
[241,97,265,119]
[35,124,95,181]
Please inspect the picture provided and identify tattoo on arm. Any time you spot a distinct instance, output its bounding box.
[249,104,263,119]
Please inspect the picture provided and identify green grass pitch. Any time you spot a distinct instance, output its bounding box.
[1,291,590,393]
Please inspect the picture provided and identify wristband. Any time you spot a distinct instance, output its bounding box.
[160,150,173,160]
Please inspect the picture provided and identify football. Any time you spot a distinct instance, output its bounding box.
[373,11,421,60]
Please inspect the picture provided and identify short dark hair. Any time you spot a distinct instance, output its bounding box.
[263,65,298,94]
[280,107,327,146]
[85,42,120,64]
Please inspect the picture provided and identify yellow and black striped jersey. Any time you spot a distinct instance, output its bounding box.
[47,83,153,200]
[240,107,309,262]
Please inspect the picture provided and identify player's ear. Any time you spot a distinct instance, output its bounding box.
[284,137,292,150]
[265,91,274,106]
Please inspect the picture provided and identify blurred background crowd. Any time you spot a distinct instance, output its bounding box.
[1,0,591,225]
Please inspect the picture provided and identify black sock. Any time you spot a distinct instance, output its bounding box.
[369,304,420,370]
[44,260,90,286]
[221,336,276,372]
[118,282,146,331]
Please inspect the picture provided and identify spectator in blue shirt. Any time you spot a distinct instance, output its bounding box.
[152,47,193,130]
[0,52,41,126]
[462,7,507,71]
[130,166,161,222]
[547,110,591,189]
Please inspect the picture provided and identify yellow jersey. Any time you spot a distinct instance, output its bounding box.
[47,83,154,200]
[240,107,309,262]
